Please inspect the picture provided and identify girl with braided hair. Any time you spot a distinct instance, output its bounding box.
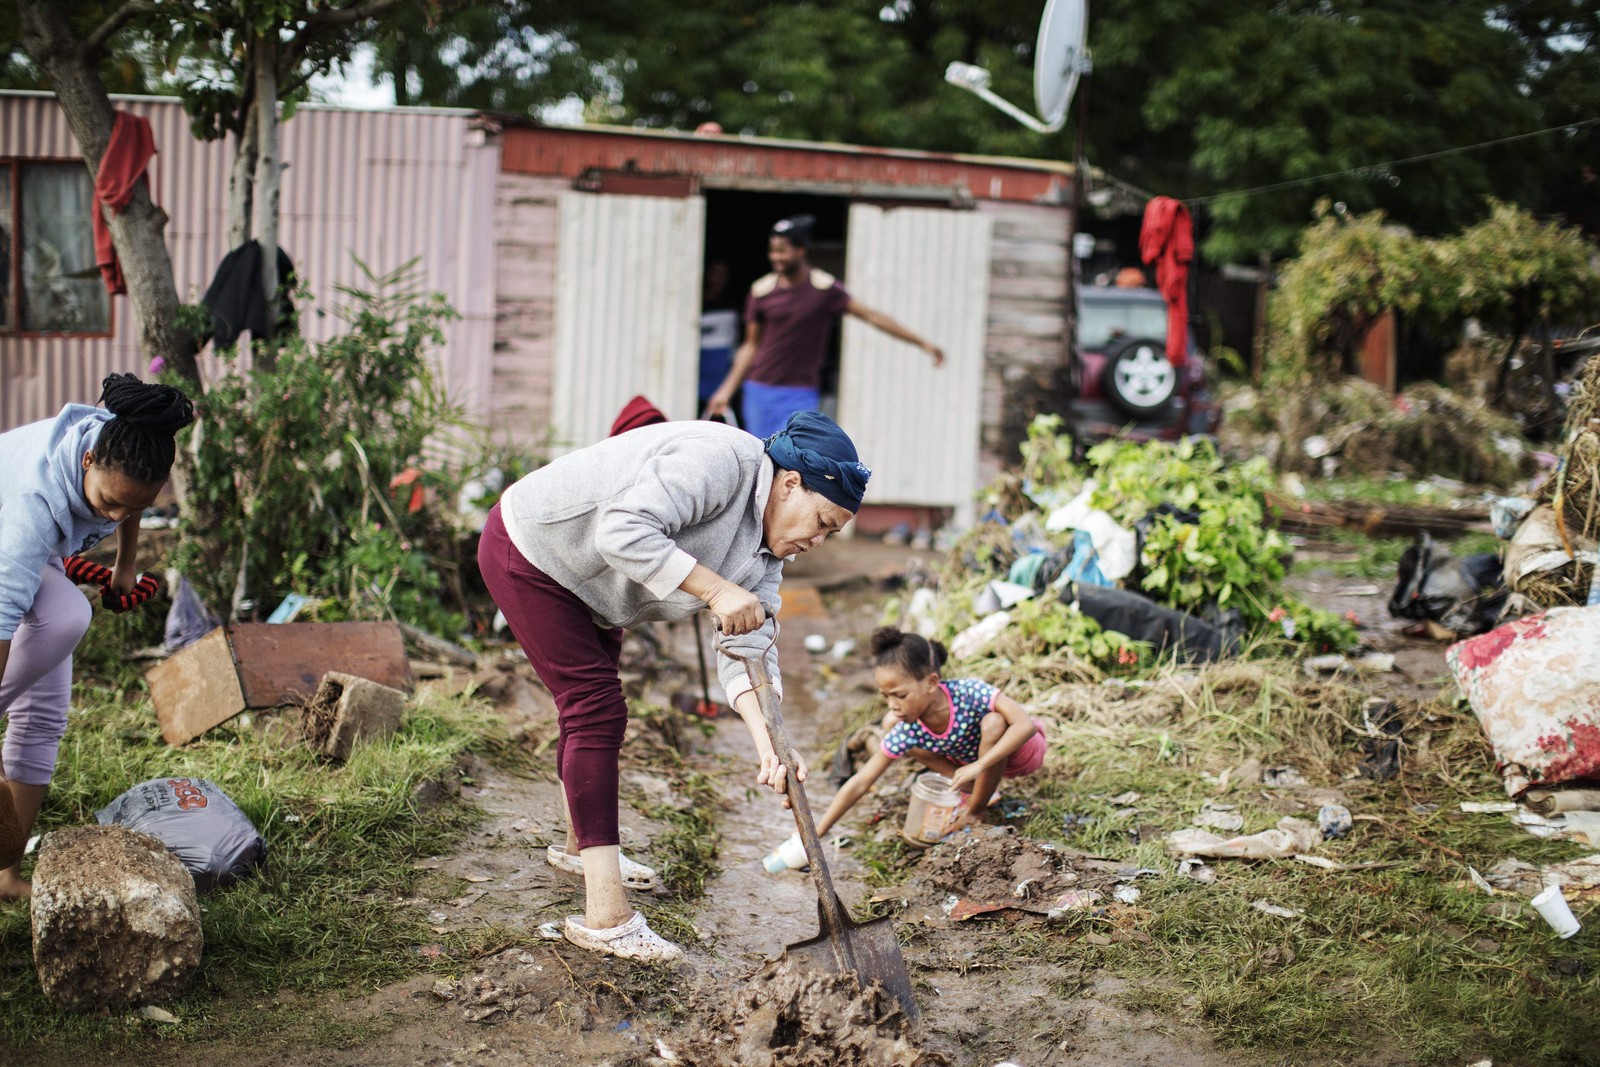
[0,373,193,898]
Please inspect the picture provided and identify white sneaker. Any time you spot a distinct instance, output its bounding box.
[545,844,658,889]
[562,912,683,963]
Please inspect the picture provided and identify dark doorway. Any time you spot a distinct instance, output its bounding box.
[701,190,851,417]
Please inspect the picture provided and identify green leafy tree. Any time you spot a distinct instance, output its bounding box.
[1269,206,1451,378]
[1441,199,1600,399]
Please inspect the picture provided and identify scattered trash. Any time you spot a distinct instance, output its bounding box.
[1166,816,1320,860]
[1262,766,1308,788]
[265,592,309,624]
[1046,889,1103,920]
[973,579,1038,615]
[432,978,460,1000]
[1107,791,1142,805]
[1112,884,1141,904]
[1490,495,1538,539]
[1467,867,1495,896]
[96,777,265,891]
[1358,700,1405,781]
[536,921,563,941]
[1059,583,1240,664]
[1251,899,1303,919]
[949,610,1012,660]
[1389,531,1509,636]
[1178,858,1216,884]
[763,832,809,874]
[1221,758,1264,791]
[1318,804,1353,839]
[1524,787,1600,814]
[1460,801,1519,814]
[1044,483,1139,581]
[161,572,220,655]
[829,638,857,660]
[804,633,829,654]
[1193,804,1245,832]
[137,1005,180,1024]
[1531,884,1582,939]
[1447,608,1600,797]
[1060,812,1096,834]
[1511,808,1600,845]
[1303,652,1397,676]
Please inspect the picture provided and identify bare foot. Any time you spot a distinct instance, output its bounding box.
[0,870,32,900]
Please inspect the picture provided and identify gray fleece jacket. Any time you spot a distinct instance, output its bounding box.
[499,420,785,703]
[0,405,119,640]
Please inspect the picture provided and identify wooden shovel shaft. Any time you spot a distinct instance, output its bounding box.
[740,652,859,974]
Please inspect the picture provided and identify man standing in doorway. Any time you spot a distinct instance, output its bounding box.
[704,214,945,440]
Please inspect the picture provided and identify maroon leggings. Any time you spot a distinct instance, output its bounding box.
[478,504,627,851]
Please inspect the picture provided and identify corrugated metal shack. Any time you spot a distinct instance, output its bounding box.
[2,93,1077,520]
[491,120,1075,521]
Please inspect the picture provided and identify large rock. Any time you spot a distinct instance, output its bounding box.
[31,825,203,1011]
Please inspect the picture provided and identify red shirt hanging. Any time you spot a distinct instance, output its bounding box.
[93,111,158,295]
[1138,196,1194,367]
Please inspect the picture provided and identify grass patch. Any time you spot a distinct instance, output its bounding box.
[965,661,1600,1064]
[0,614,498,1049]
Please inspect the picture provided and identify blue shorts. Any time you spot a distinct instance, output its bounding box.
[741,382,820,441]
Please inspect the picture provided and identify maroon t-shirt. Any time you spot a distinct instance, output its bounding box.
[745,272,852,388]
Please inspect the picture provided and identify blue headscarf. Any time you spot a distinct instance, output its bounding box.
[764,411,870,513]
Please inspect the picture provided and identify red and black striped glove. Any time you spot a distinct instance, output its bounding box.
[63,556,161,613]
[62,555,112,587]
[102,573,161,614]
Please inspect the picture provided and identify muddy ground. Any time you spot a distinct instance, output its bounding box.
[26,539,1456,1067]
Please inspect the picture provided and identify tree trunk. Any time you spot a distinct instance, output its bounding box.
[15,0,200,391]
[251,36,281,370]
[227,104,258,250]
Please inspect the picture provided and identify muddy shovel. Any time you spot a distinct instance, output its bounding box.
[722,624,919,1021]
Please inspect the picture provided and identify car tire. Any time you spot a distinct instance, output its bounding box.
[1100,337,1177,417]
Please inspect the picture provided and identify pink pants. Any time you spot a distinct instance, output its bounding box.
[1,560,91,786]
[477,505,628,851]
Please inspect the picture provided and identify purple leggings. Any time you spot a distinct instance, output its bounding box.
[1,560,91,786]
[478,505,628,851]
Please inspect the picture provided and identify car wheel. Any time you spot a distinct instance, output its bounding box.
[1100,337,1177,417]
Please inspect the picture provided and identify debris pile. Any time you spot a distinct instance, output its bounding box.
[920,417,1357,681]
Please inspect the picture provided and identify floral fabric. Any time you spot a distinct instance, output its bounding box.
[1447,609,1600,797]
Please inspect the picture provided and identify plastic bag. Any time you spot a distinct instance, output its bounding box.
[96,777,265,891]
[162,573,221,654]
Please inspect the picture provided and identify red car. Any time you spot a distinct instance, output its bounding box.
[1065,286,1221,443]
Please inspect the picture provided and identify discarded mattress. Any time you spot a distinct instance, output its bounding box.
[1447,608,1600,797]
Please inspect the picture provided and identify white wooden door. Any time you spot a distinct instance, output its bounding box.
[837,205,993,523]
[552,192,705,451]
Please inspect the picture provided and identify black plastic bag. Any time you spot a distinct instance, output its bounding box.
[1059,582,1238,663]
[96,777,265,891]
[1388,532,1508,636]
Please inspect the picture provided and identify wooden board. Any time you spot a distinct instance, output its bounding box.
[147,622,413,747]
[229,623,413,707]
[147,628,247,746]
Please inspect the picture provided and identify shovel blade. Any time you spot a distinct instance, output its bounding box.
[785,911,918,1021]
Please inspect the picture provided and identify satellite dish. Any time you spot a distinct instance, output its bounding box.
[1035,0,1088,126]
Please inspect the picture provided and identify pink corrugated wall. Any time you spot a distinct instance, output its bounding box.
[0,92,497,432]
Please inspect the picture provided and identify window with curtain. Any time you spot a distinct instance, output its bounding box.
[1,160,111,334]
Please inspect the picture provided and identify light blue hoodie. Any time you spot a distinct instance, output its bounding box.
[0,404,120,640]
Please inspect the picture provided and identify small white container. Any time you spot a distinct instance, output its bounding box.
[1531,884,1582,939]
[762,832,808,873]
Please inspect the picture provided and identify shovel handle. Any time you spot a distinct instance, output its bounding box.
[720,618,859,973]
[744,656,858,972]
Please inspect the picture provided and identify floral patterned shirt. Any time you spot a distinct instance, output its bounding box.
[881,679,997,765]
